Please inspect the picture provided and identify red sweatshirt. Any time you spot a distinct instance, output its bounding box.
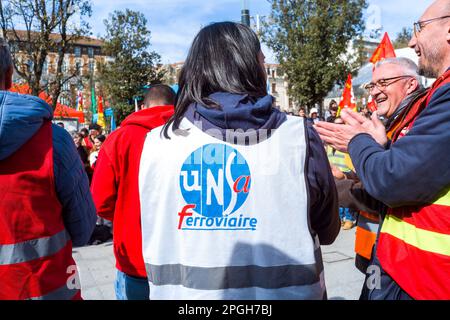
[91,106,174,277]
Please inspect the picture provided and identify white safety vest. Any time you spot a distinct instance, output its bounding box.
[139,116,326,300]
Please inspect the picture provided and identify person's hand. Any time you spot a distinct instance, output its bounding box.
[314,109,367,152]
[340,110,388,147]
[369,111,388,147]
[315,109,388,152]
[330,165,346,180]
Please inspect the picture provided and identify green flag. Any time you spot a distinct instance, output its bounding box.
[91,86,97,115]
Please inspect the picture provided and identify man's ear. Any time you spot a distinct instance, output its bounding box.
[5,65,13,90]
[406,77,419,95]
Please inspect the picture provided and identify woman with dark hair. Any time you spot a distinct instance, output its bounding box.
[163,22,268,138]
[139,22,338,300]
[89,134,106,169]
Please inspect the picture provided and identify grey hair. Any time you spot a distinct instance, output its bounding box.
[0,37,12,78]
[375,57,420,80]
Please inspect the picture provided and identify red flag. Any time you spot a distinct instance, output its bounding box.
[338,74,357,116]
[369,32,396,64]
[367,95,378,112]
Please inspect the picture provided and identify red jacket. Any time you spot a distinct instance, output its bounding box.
[91,106,174,277]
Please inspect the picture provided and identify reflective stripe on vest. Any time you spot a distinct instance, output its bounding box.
[140,116,325,300]
[434,188,450,206]
[0,229,71,265]
[381,214,450,257]
[378,190,450,299]
[145,247,323,290]
[28,283,80,300]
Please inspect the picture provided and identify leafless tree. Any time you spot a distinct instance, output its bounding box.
[0,0,92,109]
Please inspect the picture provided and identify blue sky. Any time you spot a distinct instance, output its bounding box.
[88,0,433,64]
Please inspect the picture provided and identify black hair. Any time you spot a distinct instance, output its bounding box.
[329,100,338,109]
[143,84,176,108]
[89,123,102,131]
[163,21,267,138]
[95,134,106,143]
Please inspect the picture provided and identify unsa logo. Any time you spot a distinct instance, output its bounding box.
[180,144,251,218]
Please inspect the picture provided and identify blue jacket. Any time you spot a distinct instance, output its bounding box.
[349,80,450,208]
[0,91,97,246]
[184,92,340,245]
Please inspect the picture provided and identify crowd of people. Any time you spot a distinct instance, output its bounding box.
[0,0,448,301]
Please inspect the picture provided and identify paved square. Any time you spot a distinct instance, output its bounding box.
[73,228,365,300]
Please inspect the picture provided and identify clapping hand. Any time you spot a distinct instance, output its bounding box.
[314,109,387,153]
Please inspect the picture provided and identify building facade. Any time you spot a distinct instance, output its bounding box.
[8,31,108,111]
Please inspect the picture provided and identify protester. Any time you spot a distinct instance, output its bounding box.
[0,38,96,300]
[298,107,306,118]
[334,57,425,273]
[314,0,450,300]
[307,107,321,124]
[89,134,106,169]
[80,127,93,151]
[72,131,90,170]
[136,22,339,300]
[326,100,339,123]
[326,118,357,230]
[91,84,176,300]
[88,123,102,146]
[86,133,110,244]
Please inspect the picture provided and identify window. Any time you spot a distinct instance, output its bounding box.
[271,69,276,78]
[88,47,94,58]
[62,82,70,91]
[89,61,95,73]
[42,60,48,75]
[62,59,68,73]
[272,83,277,93]
[74,46,81,57]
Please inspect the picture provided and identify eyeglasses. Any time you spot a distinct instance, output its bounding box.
[364,75,413,92]
[413,15,450,36]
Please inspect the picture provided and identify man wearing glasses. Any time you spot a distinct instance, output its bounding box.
[333,57,425,276]
[315,0,450,300]
[364,58,424,130]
